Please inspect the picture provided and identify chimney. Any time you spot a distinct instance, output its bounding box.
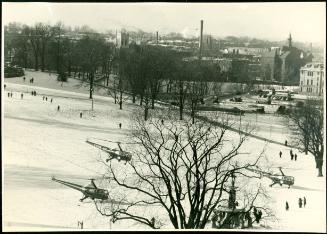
[199,20,203,59]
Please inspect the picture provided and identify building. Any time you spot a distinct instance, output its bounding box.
[226,47,269,56]
[299,62,324,96]
[260,48,282,82]
[260,34,313,84]
[117,31,129,48]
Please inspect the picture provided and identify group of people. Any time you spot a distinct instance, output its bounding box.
[290,149,298,161]
[279,142,299,161]
[22,76,34,83]
[298,197,306,208]
[42,96,53,103]
[31,90,37,96]
[285,197,306,210]
[279,149,298,160]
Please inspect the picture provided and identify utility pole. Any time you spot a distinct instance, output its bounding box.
[156,31,159,45]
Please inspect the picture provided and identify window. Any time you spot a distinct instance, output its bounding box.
[307,80,309,85]
[311,80,313,85]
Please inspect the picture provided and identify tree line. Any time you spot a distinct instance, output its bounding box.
[5,22,228,121]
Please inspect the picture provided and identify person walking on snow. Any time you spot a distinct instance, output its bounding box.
[298,198,303,208]
[279,151,282,158]
[286,201,289,211]
[295,154,297,161]
[303,197,306,208]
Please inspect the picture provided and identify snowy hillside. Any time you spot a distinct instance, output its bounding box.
[2,71,326,232]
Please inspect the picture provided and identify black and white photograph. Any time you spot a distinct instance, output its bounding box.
[1,2,326,231]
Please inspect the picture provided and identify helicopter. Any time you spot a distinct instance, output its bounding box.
[52,177,109,202]
[246,166,295,188]
[86,139,132,163]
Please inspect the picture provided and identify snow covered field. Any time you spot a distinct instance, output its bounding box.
[2,72,326,231]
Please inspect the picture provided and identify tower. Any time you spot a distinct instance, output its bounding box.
[288,33,292,48]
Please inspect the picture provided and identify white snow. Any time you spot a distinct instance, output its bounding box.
[2,71,326,231]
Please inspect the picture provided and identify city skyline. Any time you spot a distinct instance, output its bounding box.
[2,2,326,45]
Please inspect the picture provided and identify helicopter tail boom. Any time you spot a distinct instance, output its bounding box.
[52,177,85,193]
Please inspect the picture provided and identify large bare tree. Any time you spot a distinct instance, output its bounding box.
[94,113,271,229]
[289,98,324,177]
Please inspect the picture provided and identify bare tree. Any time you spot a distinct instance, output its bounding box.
[94,113,271,229]
[75,34,107,99]
[289,98,324,177]
[189,80,207,124]
[27,24,41,71]
[35,23,54,72]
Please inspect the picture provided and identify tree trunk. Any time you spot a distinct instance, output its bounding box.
[89,72,94,99]
[68,61,71,76]
[24,51,28,69]
[179,103,183,121]
[132,94,136,103]
[315,156,323,177]
[144,100,149,121]
[34,52,39,71]
[151,95,155,109]
[191,101,195,124]
[119,91,123,110]
[140,95,143,106]
[41,47,45,72]
[179,81,183,120]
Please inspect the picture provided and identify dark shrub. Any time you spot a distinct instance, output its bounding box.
[57,72,68,82]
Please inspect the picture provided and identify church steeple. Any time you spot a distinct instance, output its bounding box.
[288,33,292,48]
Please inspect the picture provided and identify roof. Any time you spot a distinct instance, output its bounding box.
[301,62,324,70]
[280,51,290,59]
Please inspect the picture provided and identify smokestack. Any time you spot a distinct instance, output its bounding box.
[156,31,159,45]
[199,20,203,59]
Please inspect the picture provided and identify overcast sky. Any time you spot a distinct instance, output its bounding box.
[3,2,326,44]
